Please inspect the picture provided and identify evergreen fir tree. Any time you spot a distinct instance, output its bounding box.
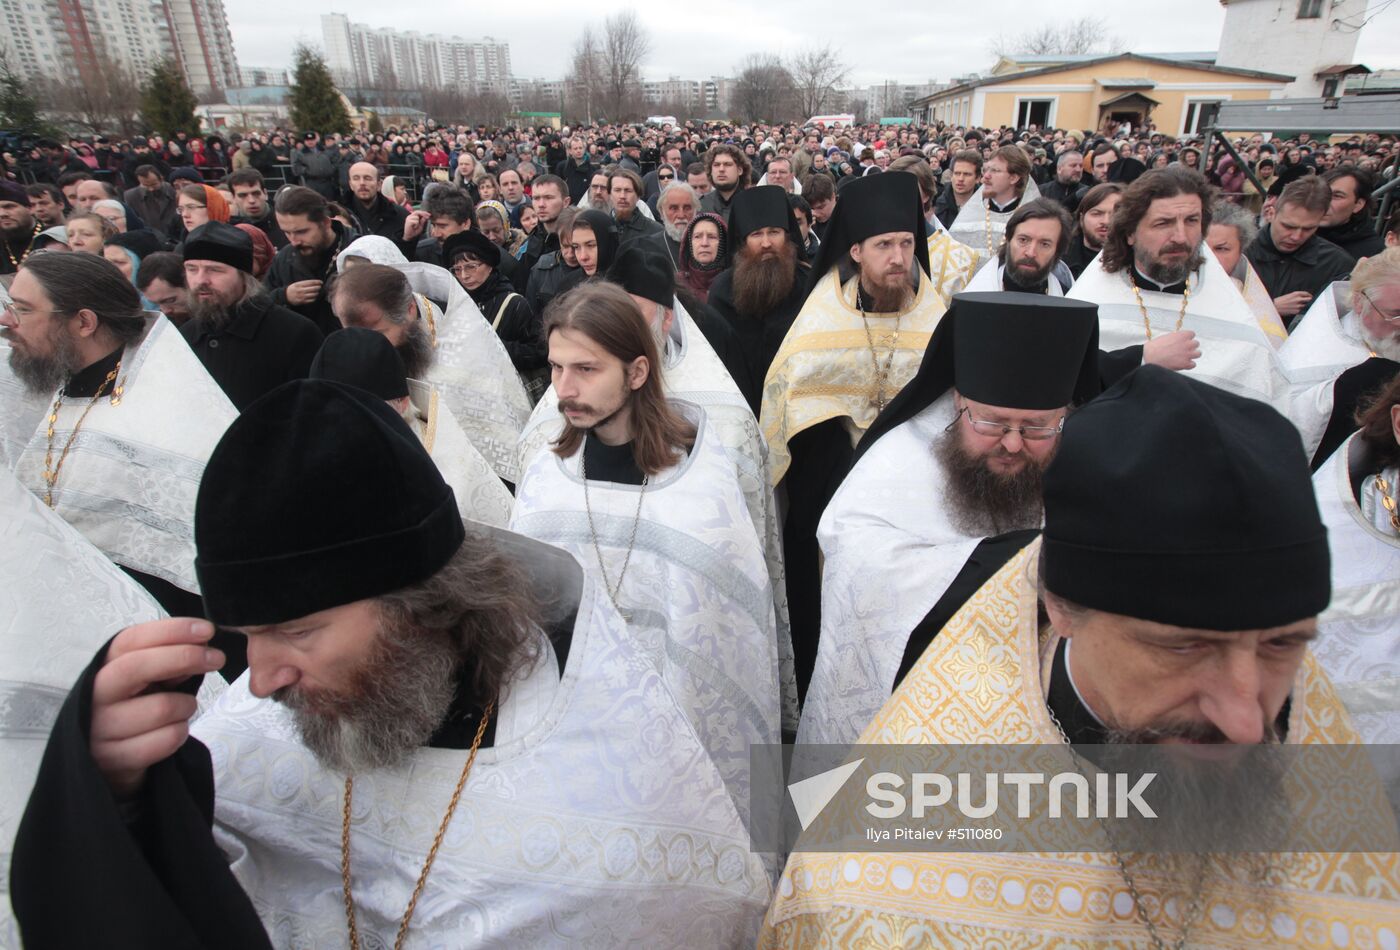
[288,46,351,136]
[0,47,54,136]
[139,59,199,139]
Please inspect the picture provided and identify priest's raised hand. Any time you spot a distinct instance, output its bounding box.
[89,618,224,798]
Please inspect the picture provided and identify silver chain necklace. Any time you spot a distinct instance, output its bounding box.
[579,437,648,621]
[1044,702,1206,950]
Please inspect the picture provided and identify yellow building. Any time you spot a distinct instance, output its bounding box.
[911,53,1292,135]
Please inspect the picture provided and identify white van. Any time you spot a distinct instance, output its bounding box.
[805,114,856,129]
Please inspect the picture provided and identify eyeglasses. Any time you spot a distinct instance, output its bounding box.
[451,260,489,277]
[3,303,69,320]
[1361,289,1400,323]
[947,405,1064,441]
[657,173,675,181]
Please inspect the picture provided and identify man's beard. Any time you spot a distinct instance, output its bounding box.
[1138,244,1205,286]
[297,238,331,259]
[188,291,239,332]
[1361,325,1400,362]
[396,317,435,378]
[1003,255,1053,291]
[3,321,80,395]
[558,378,630,433]
[934,430,1048,536]
[860,265,913,313]
[1091,718,1287,906]
[664,219,687,243]
[1,218,35,246]
[731,240,797,317]
[274,614,461,773]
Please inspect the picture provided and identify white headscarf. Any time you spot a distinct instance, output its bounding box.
[336,235,408,272]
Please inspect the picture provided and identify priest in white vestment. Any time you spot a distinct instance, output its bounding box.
[1281,250,1400,466]
[801,292,1101,747]
[511,280,780,829]
[10,379,771,949]
[335,236,532,484]
[518,243,798,729]
[2,253,236,622]
[1067,166,1292,418]
[961,199,1077,297]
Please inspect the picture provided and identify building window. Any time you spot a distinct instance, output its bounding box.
[1297,0,1324,16]
[1182,99,1222,134]
[1015,97,1055,128]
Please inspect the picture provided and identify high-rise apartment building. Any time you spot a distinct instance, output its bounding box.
[0,0,238,95]
[321,12,511,92]
[163,0,240,95]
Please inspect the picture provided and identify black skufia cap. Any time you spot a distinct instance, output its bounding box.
[195,380,463,626]
[309,327,410,401]
[607,241,675,307]
[1043,365,1330,632]
[727,184,803,249]
[183,221,254,273]
[853,291,1101,466]
[805,171,930,295]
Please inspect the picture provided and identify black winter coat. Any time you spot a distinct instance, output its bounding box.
[179,297,323,410]
[1318,216,1386,263]
[1245,227,1353,323]
[468,270,545,374]
[264,221,358,337]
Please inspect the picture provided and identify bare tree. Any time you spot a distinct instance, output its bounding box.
[788,44,848,120]
[471,90,513,127]
[570,28,604,124]
[570,12,650,122]
[39,41,143,137]
[991,17,1125,59]
[420,84,473,125]
[598,11,649,120]
[731,54,796,123]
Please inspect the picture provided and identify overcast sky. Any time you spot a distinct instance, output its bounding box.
[224,0,1400,87]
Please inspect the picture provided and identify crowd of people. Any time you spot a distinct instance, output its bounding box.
[2,112,1399,948]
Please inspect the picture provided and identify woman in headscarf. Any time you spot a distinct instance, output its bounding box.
[177,184,230,234]
[381,175,414,212]
[676,212,728,304]
[234,222,276,279]
[476,200,527,260]
[568,209,621,280]
[102,244,156,309]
